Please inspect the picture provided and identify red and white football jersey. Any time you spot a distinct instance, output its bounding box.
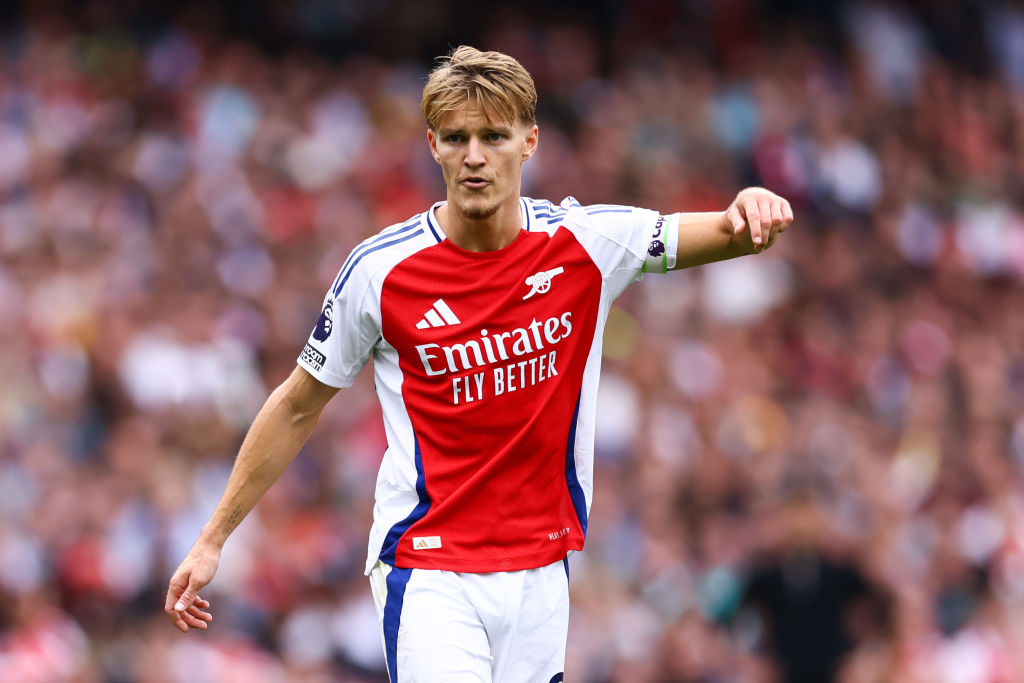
[298,197,679,574]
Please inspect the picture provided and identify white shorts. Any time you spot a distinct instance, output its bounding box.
[368,559,569,683]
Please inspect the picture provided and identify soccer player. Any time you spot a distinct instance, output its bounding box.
[165,46,793,681]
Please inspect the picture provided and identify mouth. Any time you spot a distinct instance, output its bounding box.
[461,177,490,190]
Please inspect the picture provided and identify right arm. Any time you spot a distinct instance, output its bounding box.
[671,188,793,270]
[164,366,339,632]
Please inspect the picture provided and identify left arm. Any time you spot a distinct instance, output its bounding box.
[670,187,794,270]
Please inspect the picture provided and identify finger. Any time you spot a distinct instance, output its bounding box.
[743,198,763,245]
[181,612,209,630]
[725,206,746,234]
[757,198,773,229]
[166,578,188,620]
[187,604,213,622]
[174,581,202,613]
[781,200,794,225]
[165,592,177,616]
[194,597,210,609]
[767,206,783,244]
[171,613,189,633]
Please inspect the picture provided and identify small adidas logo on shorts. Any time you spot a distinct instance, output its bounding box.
[415,299,461,329]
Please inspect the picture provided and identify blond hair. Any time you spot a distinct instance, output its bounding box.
[422,46,537,130]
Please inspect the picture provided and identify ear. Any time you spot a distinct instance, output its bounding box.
[521,124,539,162]
[427,128,441,164]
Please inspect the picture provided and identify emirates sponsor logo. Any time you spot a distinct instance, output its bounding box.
[415,313,572,377]
[414,313,574,405]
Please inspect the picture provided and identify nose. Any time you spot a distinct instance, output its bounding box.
[464,136,485,167]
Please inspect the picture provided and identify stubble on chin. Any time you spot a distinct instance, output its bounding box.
[460,199,500,220]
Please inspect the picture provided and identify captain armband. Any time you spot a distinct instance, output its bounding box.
[641,213,680,274]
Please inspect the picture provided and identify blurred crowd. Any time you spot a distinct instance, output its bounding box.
[2,0,1024,681]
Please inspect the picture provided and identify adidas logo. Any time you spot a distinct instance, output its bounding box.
[412,536,442,550]
[416,299,461,329]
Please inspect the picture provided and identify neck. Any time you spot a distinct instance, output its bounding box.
[436,196,522,252]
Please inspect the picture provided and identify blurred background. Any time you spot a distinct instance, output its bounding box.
[1,0,1023,681]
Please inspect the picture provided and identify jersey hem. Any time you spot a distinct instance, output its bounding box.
[383,539,585,574]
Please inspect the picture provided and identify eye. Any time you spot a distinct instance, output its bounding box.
[486,132,505,142]
[445,134,465,143]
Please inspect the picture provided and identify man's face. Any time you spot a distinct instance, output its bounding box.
[427,102,538,220]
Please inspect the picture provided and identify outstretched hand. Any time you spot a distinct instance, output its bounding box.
[164,545,219,633]
[725,187,794,253]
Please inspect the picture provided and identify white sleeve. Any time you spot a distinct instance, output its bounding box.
[297,260,380,388]
[568,200,680,298]
[640,212,679,274]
